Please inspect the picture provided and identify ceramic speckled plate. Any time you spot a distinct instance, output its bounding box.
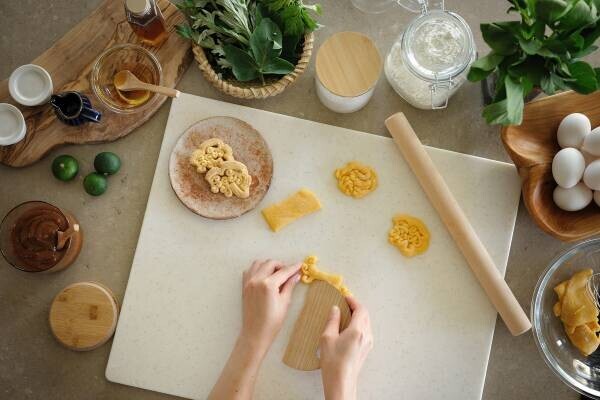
[168,116,273,219]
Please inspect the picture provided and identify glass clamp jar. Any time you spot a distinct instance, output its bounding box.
[384,0,476,110]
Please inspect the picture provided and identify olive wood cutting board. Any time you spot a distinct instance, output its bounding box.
[0,0,192,167]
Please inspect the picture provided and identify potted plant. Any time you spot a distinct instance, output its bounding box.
[467,0,600,125]
[176,0,322,99]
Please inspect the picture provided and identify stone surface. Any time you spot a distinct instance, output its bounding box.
[0,0,588,399]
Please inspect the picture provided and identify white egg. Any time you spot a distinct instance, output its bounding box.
[584,160,600,190]
[552,148,586,188]
[595,191,600,207]
[553,182,593,211]
[581,149,597,166]
[557,113,590,149]
[582,127,600,157]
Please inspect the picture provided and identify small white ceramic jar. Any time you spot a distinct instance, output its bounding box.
[315,32,382,114]
[9,64,53,106]
[0,103,26,146]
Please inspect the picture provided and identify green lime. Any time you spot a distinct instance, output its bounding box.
[51,155,79,181]
[94,152,121,176]
[83,173,108,196]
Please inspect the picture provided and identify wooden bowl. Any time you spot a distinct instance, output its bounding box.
[192,32,314,99]
[501,90,600,242]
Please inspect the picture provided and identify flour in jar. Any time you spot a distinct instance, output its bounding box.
[384,11,475,109]
[410,16,466,72]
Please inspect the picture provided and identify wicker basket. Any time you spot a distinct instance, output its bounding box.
[192,32,314,99]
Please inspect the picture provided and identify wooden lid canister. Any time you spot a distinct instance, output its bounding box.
[49,281,119,351]
[316,31,382,98]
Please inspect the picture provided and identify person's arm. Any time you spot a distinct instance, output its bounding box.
[208,259,301,400]
[319,296,374,400]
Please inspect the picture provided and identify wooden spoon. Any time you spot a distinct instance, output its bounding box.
[56,223,79,250]
[113,70,180,98]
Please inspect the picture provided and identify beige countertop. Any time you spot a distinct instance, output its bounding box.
[0,0,585,399]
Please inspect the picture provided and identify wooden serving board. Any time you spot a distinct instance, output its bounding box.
[0,0,192,167]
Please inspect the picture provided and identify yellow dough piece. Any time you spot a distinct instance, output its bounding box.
[301,255,351,296]
[205,161,252,199]
[388,214,430,257]
[553,269,600,356]
[261,189,322,232]
[190,138,235,173]
[335,161,378,198]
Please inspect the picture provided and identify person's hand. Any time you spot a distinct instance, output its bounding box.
[320,296,373,400]
[240,259,302,353]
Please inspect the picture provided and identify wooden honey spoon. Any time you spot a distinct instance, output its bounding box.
[56,223,79,250]
[113,70,180,98]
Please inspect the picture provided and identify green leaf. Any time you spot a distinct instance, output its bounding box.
[467,53,504,82]
[518,37,542,54]
[573,45,598,58]
[560,0,594,31]
[566,61,598,93]
[250,18,283,68]
[261,57,295,74]
[541,73,556,94]
[482,76,524,125]
[483,100,511,125]
[508,55,546,86]
[223,44,260,81]
[582,24,600,49]
[481,23,518,55]
[280,5,305,37]
[176,24,193,40]
[535,0,569,24]
[505,76,524,124]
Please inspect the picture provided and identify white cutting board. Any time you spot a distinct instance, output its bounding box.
[106,93,522,400]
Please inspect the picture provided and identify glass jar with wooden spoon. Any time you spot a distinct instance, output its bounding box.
[0,201,82,273]
[113,70,179,103]
[91,44,163,114]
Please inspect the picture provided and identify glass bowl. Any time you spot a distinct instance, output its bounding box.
[90,44,162,114]
[532,238,600,398]
[0,201,82,273]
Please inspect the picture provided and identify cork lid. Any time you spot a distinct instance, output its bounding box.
[316,32,382,98]
[49,282,119,351]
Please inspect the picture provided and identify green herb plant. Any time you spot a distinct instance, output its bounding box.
[467,0,600,126]
[176,0,321,83]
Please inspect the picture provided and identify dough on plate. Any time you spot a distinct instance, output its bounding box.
[190,138,234,173]
[335,161,378,198]
[205,161,252,199]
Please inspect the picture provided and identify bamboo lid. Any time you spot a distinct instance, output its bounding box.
[49,282,119,351]
[316,32,382,98]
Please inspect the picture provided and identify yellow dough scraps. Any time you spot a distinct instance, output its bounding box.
[335,161,378,198]
[205,161,252,199]
[301,255,351,296]
[190,138,234,173]
[554,269,600,356]
[388,214,430,257]
[261,189,322,232]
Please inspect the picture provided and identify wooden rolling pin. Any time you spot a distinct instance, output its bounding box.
[385,112,531,336]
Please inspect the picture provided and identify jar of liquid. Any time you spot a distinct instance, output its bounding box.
[384,0,476,109]
[125,0,169,47]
